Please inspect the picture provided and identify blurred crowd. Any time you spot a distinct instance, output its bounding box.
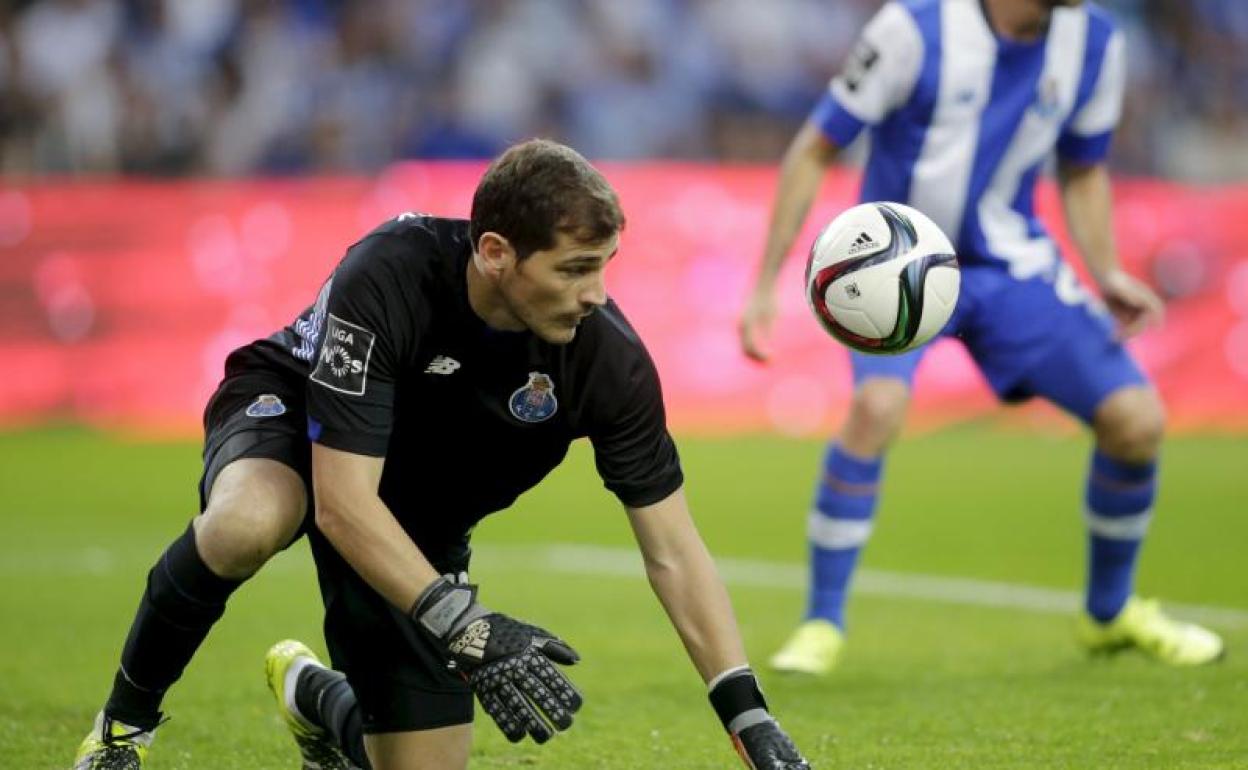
[1,0,1245,181]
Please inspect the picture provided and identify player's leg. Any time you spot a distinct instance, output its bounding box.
[266,639,364,769]
[1084,384,1164,623]
[364,728,473,770]
[809,372,913,628]
[986,271,1223,664]
[1079,383,1221,663]
[770,350,920,675]
[268,533,476,769]
[76,459,306,768]
[115,456,305,703]
[266,637,474,770]
[271,682,472,770]
[75,380,310,769]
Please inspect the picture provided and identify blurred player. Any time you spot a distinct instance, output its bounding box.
[74,139,810,770]
[739,0,1224,675]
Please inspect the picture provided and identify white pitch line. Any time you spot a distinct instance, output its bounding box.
[4,542,1246,629]
[475,543,1248,629]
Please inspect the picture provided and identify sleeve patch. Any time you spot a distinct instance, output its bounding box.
[310,313,376,396]
[840,39,881,93]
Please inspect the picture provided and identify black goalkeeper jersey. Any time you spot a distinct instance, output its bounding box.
[230,214,683,564]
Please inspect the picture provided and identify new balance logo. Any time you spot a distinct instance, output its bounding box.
[847,231,878,256]
[425,356,461,375]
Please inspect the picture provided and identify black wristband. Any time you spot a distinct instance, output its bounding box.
[708,668,769,730]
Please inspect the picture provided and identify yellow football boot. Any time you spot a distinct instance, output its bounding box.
[768,619,845,676]
[1077,597,1225,666]
[73,712,155,770]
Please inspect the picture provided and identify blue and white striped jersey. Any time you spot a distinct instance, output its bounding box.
[811,0,1124,278]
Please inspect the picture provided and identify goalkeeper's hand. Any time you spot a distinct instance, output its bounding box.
[709,667,812,769]
[411,576,582,743]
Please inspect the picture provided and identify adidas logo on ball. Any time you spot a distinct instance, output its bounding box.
[846,231,877,255]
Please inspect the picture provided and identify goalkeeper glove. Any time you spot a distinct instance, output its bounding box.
[411,576,582,743]
[709,666,812,769]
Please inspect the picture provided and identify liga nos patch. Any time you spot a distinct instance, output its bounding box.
[311,313,376,396]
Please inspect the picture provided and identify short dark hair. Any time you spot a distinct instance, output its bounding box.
[470,139,624,259]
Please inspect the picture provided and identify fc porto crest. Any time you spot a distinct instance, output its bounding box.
[245,394,287,418]
[1034,76,1061,119]
[509,372,558,423]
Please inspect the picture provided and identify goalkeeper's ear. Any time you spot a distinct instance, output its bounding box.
[536,636,580,665]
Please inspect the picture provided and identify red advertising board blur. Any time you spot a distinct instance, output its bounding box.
[1,165,1245,437]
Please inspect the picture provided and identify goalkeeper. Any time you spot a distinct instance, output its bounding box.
[74,139,810,770]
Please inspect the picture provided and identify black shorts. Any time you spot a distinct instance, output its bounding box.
[200,361,475,733]
[199,367,312,518]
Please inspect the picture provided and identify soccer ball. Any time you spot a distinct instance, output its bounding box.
[805,201,960,354]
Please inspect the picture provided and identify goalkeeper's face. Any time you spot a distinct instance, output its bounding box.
[498,231,619,345]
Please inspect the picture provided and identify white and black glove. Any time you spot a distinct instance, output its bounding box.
[709,667,812,769]
[411,576,582,743]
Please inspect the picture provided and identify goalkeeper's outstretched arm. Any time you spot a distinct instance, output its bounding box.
[626,487,812,769]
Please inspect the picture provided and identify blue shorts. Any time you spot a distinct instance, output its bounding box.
[851,262,1148,424]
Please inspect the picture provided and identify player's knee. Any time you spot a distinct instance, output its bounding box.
[195,501,294,577]
[197,463,305,578]
[852,379,910,424]
[843,379,910,453]
[1094,387,1166,462]
[364,725,472,770]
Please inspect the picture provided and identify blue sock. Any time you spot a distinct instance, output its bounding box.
[1084,450,1156,622]
[805,443,883,630]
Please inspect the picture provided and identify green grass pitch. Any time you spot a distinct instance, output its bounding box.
[1,426,1245,768]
